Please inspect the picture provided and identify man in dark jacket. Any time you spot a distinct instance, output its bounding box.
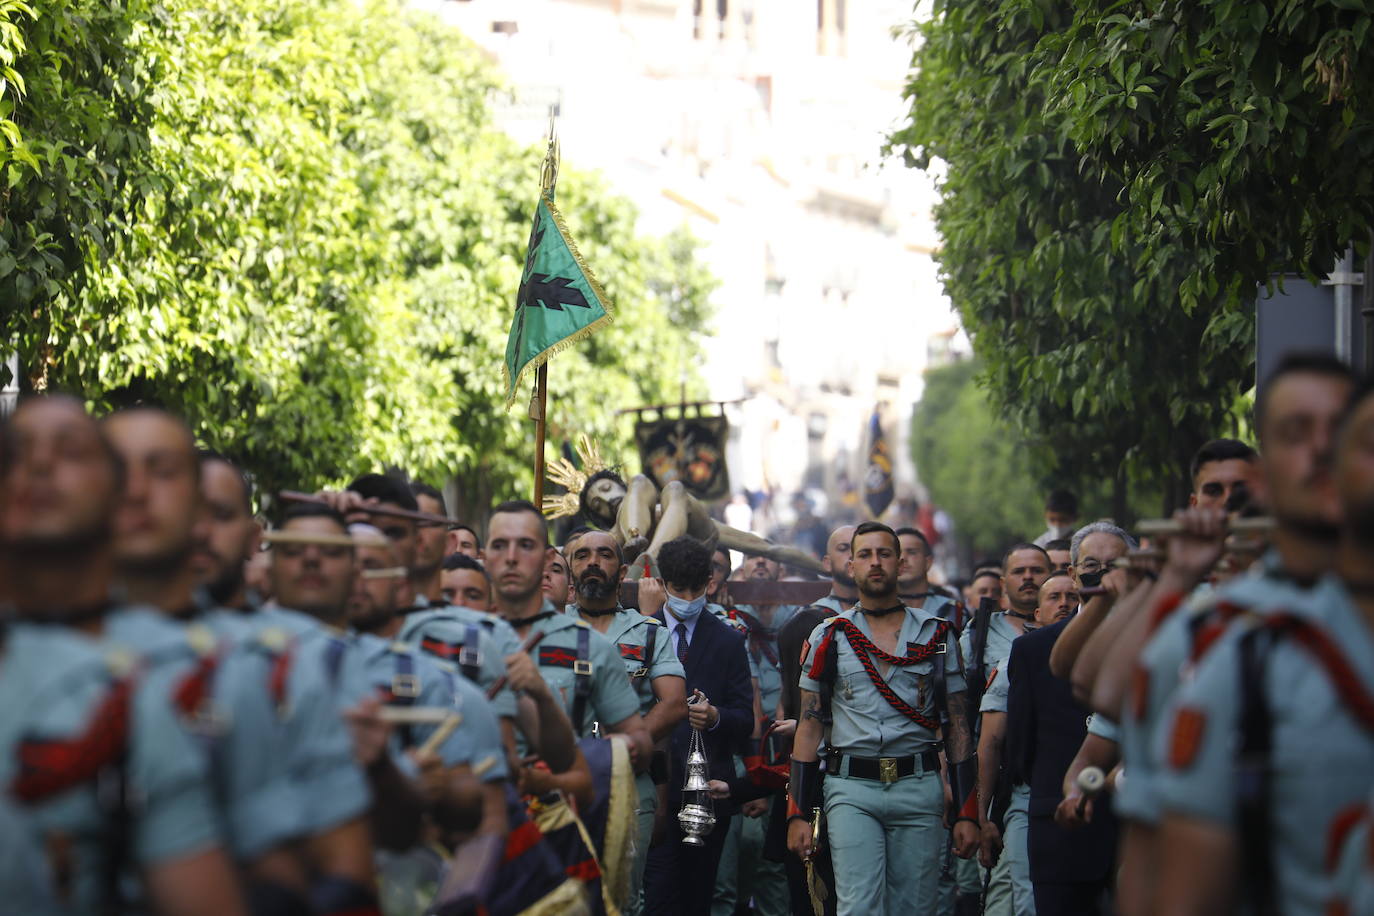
[1005,617,1119,914]
[643,536,755,915]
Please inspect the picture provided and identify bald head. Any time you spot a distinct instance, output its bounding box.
[825,524,857,588]
[1035,574,1079,627]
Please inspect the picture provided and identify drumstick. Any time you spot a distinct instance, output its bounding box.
[378,706,459,725]
[417,712,464,757]
[1075,766,1106,817]
[484,630,548,700]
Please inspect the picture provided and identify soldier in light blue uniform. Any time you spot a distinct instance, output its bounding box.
[0,621,246,915]
[399,602,521,724]
[1115,552,1306,830]
[345,525,508,782]
[341,524,511,915]
[106,606,318,870]
[485,501,651,756]
[1154,575,1374,915]
[969,545,1050,916]
[977,663,1033,916]
[0,395,247,915]
[564,527,688,916]
[1108,353,1357,916]
[358,633,507,775]
[263,503,461,914]
[790,523,979,915]
[1151,372,1374,914]
[518,601,643,740]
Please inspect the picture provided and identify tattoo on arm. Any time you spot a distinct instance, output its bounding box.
[942,691,975,764]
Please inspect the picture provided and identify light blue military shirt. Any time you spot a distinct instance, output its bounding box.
[980,664,1010,715]
[257,604,374,836]
[0,621,223,912]
[1117,551,1315,825]
[572,606,684,717]
[959,609,1022,688]
[398,604,520,721]
[708,603,759,679]
[106,606,313,862]
[356,634,507,782]
[1155,575,1374,916]
[737,603,799,719]
[979,664,1031,821]
[522,605,641,737]
[799,605,965,757]
[809,594,851,617]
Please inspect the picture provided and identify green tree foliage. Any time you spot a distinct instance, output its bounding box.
[911,360,1044,558]
[888,1,1370,512]
[1,0,715,508]
[913,359,1167,561]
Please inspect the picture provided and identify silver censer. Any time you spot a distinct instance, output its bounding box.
[678,714,716,845]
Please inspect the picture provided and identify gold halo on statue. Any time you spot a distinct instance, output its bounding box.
[542,433,612,519]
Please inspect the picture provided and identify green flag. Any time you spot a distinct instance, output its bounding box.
[503,193,613,407]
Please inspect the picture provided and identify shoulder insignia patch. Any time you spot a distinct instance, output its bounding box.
[258,626,289,653]
[985,666,999,691]
[105,647,137,678]
[1168,705,1207,770]
[186,623,218,657]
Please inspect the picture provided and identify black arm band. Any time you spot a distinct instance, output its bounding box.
[787,758,821,822]
[950,756,980,824]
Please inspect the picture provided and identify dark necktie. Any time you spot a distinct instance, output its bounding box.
[675,622,689,665]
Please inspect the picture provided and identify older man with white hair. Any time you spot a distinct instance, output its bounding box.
[1068,521,1137,593]
[1001,520,1133,916]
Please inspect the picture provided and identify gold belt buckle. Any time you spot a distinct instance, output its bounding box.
[879,757,899,784]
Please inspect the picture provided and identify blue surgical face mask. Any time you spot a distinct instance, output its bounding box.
[666,593,706,620]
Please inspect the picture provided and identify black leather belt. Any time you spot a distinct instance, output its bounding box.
[830,750,939,783]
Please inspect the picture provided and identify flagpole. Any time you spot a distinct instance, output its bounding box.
[532,111,558,506]
[533,362,548,506]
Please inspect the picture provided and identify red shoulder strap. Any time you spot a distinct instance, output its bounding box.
[12,677,134,803]
[1264,614,1374,735]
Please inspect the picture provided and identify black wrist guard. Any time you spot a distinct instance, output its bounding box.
[787,758,821,822]
[950,755,980,824]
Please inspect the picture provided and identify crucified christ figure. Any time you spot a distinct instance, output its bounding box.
[575,470,824,579]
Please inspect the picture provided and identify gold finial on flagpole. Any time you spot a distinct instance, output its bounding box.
[540,107,560,197]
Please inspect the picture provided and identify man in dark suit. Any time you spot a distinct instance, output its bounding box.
[1005,616,1119,914]
[643,535,755,916]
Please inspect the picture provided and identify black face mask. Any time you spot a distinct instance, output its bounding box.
[1078,570,1104,589]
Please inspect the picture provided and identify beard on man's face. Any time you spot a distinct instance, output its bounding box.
[575,568,620,601]
[831,568,856,589]
[857,571,896,597]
